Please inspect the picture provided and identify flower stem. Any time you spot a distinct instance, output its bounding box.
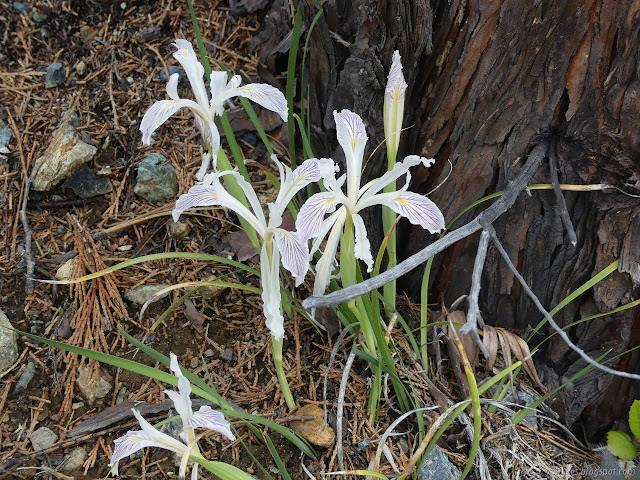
[272,336,295,410]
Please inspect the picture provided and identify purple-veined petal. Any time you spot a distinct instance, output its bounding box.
[296,192,342,241]
[312,208,346,296]
[233,83,288,121]
[172,39,209,109]
[189,405,235,441]
[172,184,218,222]
[383,51,408,159]
[275,158,335,212]
[109,409,186,472]
[352,213,373,272]
[274,229,309,286]
[377,191,445,233]
[334,110,367,199]
[140,100,184,145]
[260,241,285,340]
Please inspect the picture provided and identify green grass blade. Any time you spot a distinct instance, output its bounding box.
[286,7,303,167]
[527,259,620,340]
[264,433,293,480]
[38,252,259,285]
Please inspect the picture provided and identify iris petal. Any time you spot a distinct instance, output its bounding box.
[274,229,309,286]
[296,192,341,241]
[377,191,445,234]
[234,83,288,121]
[139,100,185,145]
[189,406,235,441]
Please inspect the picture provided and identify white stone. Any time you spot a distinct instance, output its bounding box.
[55,256,79,281]
[0,308,18,372]
[32,111,98,191]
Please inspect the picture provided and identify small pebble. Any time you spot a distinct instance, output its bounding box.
[242,132,258,146]
[167,220,190,241]
[13,362,36,394]
[40,26,49,39]
[32,9,48,23]
[28,426,58,451]
[143,334,156,344]
[357,438,370,450]
[60,447,87,472]
[75,60,86,76]
[204,349,214,358]
[13,2,30,14]
[1,296,7,303]
[56,226,67,234]
[219,349,234,362]
[0,119,12,150]
[45,62,65,88]
[159,66,185,83]
[126,76,133,83]
[190,357,199,369]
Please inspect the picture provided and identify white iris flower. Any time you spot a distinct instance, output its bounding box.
[108,353,234,479]
[140,39,288,180]
[296,109,445,297]
[172,156,334,340]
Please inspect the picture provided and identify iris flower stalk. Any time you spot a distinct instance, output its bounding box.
[108,353,235,480]
[296,110,444,416]
[382,51,408,312]
[172,156,334,409]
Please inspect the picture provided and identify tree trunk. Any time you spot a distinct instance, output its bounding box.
[251,0,640,441]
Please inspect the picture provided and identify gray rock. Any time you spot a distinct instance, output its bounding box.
[501,387,539,430]
[134,153,178,202]
[32,111,98,191]
[220,349,234,362]
[13,361,36,394]
[32,9,48,23]
[13,2,30,14]
[28,426,58,451]
[45,62,65,88]
[0,119,12,149]
[62,164,112,198]
[159,66,185,83]
[418,445,460,480]
[0,308,19,372]
[60,447,87,472]
[125,284,170,305]
[76,364,112,405]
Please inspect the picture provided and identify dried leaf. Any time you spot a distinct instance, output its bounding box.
[184,299,205,333]
[482,325,499,371]
[502,329,546,393]
[222,230,258,262]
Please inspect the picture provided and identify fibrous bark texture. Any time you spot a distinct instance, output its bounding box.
[251,0,640,440]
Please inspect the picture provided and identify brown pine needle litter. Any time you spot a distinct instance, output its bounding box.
[0,1,608,479]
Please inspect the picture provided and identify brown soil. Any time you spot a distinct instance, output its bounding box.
[0,1,604,479]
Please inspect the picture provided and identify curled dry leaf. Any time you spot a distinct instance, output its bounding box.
[482,325,546,393]
[482,325,499,371]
